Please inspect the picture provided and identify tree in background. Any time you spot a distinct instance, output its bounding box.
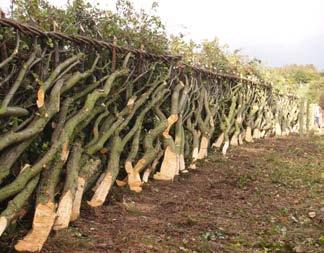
[272,64,321,95]
[319,92,324,109]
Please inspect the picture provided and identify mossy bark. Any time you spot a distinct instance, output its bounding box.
[54,141,83,230]
[0,175,40,236]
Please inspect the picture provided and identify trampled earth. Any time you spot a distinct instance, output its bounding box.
[1,135,323,253]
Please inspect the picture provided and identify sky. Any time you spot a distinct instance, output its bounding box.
[1,0,324,69]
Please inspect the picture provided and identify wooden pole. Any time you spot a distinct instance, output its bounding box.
[306,99,310,133]
[299,98,305,136]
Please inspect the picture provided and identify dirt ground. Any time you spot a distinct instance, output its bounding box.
[1,135,323,253]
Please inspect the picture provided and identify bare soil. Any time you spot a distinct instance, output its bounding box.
[1,135,323,253]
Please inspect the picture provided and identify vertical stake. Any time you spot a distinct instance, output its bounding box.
[299,98,305,136]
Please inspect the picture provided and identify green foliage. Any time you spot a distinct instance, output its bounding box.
[319,235,324,246]
[11,0,168,54]
[9,0,324,103]
[305,78,324,104]
[275,64,319,84]
[169,35,197,63]
[196,38,230,71]
[272,64,323,102]
[169,35,266,78]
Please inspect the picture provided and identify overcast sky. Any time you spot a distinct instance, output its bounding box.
[2,0,324,69]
